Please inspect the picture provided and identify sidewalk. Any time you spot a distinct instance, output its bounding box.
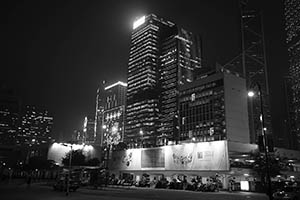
[84,184,267,197]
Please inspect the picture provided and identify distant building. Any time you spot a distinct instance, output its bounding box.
[94,84,105,146]
[0,87,20,145]
[18,105,53,146]
[125,14,202,148]
[102,82,127,147]
[222,0,272,146]
[72,129,85,144]
[83,116,96,144]
[284,0,300,149]
[179,70,250,144]
[94,81,127,147]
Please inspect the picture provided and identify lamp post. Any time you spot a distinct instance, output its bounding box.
[61,143,73,196]
[139,129,144,148]
[248,83,272,200]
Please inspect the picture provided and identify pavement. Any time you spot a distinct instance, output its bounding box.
[0,181,269,200]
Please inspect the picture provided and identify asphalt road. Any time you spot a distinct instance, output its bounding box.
[0,182,269,200]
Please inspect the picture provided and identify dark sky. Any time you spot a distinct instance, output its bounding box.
[3,0,287,141]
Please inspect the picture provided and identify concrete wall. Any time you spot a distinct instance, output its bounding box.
[224,73,250,143]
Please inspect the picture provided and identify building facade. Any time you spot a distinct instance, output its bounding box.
[125,14,202,148]
[285,0,300,149]
[222,0,272,146]
[159,26,202,146]
[72,129,85,144]
[18,105,53,146]
[0,87,20,145]
[102,82,127,147]
[179,70,250,144]
[109,71,256,191]
[95,81,127,147]
[94,85,105,146]
[83,116,96,144]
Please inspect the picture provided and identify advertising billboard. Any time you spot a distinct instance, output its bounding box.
[47,143,96,165]
[165,140,229,171]
[109,140,229,171]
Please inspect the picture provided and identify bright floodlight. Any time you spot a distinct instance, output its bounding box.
[248,91,255,97]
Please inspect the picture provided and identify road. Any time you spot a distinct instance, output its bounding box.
[0,182,268,200]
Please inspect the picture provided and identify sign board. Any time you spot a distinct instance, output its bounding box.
[109,140,229,171]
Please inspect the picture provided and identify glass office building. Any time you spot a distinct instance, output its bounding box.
[125,14,202,147]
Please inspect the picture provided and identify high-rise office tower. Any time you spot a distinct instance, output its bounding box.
[125,14,202,148]
[159,27,202,145]
[284,0,300,148]
[94,84,105,146]
[95,81,127,147]
[0,86,20,145]
[83,116,96,144]
[102,81,127,147]
[19,105,53,146]
[222,0,272,145]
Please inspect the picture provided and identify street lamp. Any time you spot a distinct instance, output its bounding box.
[139,129,144,148]
[61,143,73,196]
[248,83,272,200]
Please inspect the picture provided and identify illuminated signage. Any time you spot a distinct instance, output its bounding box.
[240,181,249,191]
[133,16,146,29]
[48,143,95,165]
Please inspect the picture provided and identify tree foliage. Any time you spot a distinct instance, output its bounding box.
[86,158,100,166]
[62,149,100,167]
[113,142,128,151]
[62,150,86,166]
[252,152,282,183]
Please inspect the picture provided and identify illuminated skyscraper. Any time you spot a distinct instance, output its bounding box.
[102,81,127,147]
[159,27,202,145]
[284,0,300,148]
[94,83,105,146]
[0,86,20,145]
[83,116,96,144]
[95,81,127,147]
[19,105,53,146]
[125,14,202,147]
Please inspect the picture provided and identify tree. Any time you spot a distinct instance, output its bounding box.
[113,142,127,151]
[62,150,86,166]
[252,151,282,185]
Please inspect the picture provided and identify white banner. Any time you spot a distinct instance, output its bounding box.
[165,140,229,171]
[110,148,141,170]
[109,140,229,171]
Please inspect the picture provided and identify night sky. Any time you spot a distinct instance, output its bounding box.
[3,0,287,141]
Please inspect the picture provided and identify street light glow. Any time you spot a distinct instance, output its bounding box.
[248,91,255,97]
